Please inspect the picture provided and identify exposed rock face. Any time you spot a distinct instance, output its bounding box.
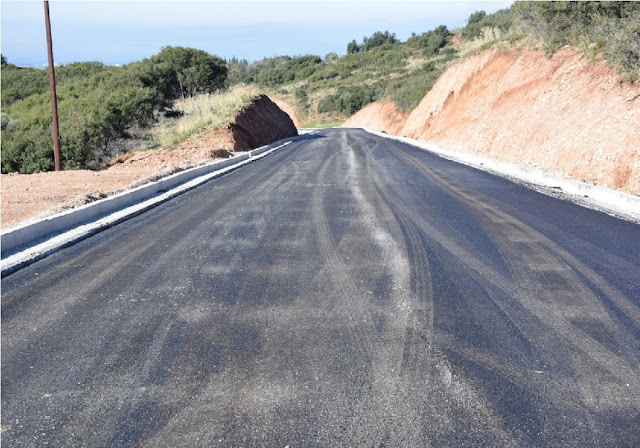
[229,95,298,151]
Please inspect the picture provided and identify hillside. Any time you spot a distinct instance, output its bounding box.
[231,2,640,129]
[345,46,640,195]
[4,2,637,175]
[2,1,638,199]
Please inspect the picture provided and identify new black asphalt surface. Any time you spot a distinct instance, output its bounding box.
[2,128,640,446]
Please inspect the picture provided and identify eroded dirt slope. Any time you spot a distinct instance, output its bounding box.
[272,97,302,128]
[2,96,297,229]
[343,102,410,135]
[229,95,298,151]
[347,47,640,195]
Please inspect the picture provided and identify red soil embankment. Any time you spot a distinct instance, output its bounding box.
[272,98,302,128]
[344,102,410,134]
[348,47,640,195]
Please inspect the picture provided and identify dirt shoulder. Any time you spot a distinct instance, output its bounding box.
[1,127,236,229]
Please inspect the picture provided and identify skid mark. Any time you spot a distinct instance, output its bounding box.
[375,134,640,439]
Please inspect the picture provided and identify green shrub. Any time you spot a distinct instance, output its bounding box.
[1,64,48,106]
[388,65,443,112]
[317,86,376,115]
[461,8,513,40]
[513,1,640,73]
[1,47,228,173]
[407,25,449,55]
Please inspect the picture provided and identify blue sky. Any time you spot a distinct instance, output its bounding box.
[1,1,512,67]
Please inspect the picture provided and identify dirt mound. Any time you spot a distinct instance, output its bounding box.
[228,95,298,151]
[2,95,297,228]
[343,102,409,134]
[349,47,640,195]
[271,97,302,128]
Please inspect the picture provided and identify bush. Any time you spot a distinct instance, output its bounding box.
[347,31,398,54]
[255,67,295,86]
[147,46,228,100]
[1,47,229,173]
[388,65,443,112]
[513,1,640,73]
[461,8,513,40]
[407,25,449,55]
[1,64,48,106]
[317,86,376,115]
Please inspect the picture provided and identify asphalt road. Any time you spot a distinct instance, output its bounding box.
[2,128,640,447]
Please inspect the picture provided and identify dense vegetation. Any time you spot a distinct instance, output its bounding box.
[514,1,640,74]
[227,23,455,118]
[2,1,638,174]
[1,47,227,173]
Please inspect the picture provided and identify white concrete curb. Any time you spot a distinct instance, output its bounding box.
[359,128,640,223]
[1,137,295,276]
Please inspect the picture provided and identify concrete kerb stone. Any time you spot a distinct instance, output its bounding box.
[1,137,295,276]
[360,128,640,224]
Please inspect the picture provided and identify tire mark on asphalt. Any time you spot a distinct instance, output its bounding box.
[372,132,640,441]
[355,135,523,444]
[355,135,435,374]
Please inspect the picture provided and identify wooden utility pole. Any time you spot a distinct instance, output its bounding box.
[44,0,61,171]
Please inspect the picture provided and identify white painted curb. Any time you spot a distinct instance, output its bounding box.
[1,137,295,276]
[359,128,640,223]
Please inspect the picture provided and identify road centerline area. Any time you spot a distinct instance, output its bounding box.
[2,128,639,446]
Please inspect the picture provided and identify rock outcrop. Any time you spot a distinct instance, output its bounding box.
[229,95,298,151]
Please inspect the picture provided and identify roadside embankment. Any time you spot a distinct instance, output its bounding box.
[345,46,640,195]
[229,95,298,151]
[1,95,298,228]
[343,102,409,135]
[271,97,302,128]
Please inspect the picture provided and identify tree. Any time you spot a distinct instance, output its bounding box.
[362,31,398,51]
[148,46,228,100]
[467,10,487,25]
[347,40,360,54]
[406,25,449,53]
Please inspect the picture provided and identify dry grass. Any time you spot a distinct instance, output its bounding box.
[457,27,507,58]
[154,85,262,148]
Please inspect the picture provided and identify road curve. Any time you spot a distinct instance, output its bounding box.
[2,128,640,446]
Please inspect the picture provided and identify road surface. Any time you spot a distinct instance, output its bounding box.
[3,129,640,446]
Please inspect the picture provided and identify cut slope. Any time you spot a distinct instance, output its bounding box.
[347,47,640,195]
[343,102,409,134]
[271,97,302,128]
[229,95,298,151]
[404,47,640,195]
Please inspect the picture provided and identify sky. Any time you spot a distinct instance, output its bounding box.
[1,0,512,67]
